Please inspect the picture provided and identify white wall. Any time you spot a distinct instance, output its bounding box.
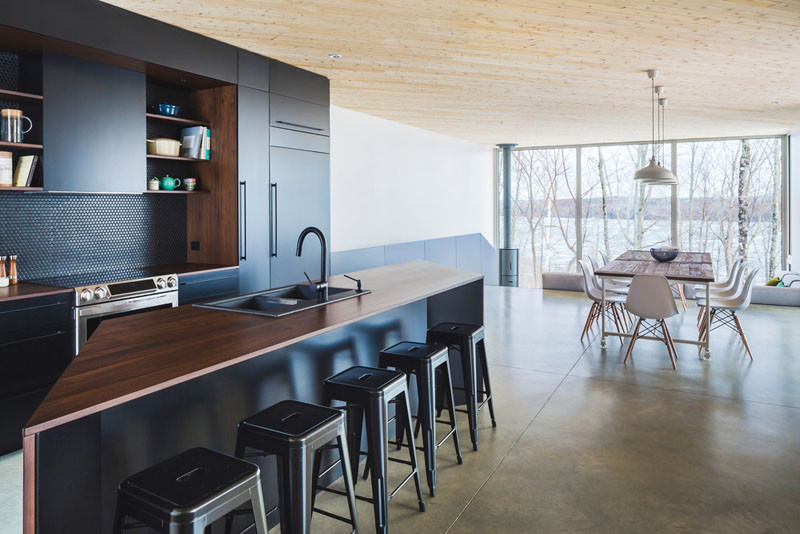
[330,106,494,252]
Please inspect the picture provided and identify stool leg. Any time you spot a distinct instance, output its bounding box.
[112,503,126,534]
[365,398,389,534]
[310,448,323,512]
[224,435,247,534]
[442,358,463,465]
[249,476,269,534]
[460,341,479,451]
[399,390,426,512]
[276,447,315,534]
[336,432,360,533]
[417,363,437,496]
[346,405,364,488]
[477,339,497,428]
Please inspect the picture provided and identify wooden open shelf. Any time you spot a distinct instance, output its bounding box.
[145,112,209,127]
[143,189,209,195]
[0,88,43,102]
[0,186,43,191]
[146,154,209,162]
[0,141,43,149]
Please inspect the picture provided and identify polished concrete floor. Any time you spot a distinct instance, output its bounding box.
[1,287,798,533]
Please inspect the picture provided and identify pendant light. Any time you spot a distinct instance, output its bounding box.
[634,70,677,185]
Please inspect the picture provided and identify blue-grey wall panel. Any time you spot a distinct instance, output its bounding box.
[480,235,500,285]
[424,237,457,268]
[456,234,482,274]
[385,240,425,265]
[331,246,386,275]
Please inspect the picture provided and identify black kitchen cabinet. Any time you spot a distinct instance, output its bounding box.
[178,268,240,305]
[238,50,270,92]
[269,127,330,154]
[43,52,145,192]
[0,293,73,454]
[270,93,330,137]
[238,87,271,293]
[269,147,331,288]
[269,60,329,106]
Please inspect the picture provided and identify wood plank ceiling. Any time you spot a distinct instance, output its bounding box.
[103,0,800,147]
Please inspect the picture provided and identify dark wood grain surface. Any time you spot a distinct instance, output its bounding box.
[25,261,482,435]
[596,251,714,282]
[617,250,712,264]
[0,282,71,303]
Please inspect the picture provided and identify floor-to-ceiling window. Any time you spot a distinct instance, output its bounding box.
[499,136,785,288]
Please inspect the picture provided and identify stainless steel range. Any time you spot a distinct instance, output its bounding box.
[72,273,178,353]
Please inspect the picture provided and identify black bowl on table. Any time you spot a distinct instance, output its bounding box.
[650,247,679,262]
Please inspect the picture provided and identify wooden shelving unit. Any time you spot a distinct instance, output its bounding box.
[145,113,209,127]
[0,88,43,103]
[143,189,209,195]
[0,141,43,150]
[146,154,209,162]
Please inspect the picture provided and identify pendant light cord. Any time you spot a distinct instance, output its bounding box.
[651,77,655,157]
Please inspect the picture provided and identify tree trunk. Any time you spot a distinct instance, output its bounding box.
[737,140,751,262]
[598,148,610,257]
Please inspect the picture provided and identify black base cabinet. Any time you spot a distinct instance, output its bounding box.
[0,293,73,455]
[178,268,240,306]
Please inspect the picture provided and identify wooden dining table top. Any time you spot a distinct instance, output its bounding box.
[595,250,715,283]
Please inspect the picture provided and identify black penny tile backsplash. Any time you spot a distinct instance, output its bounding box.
[0,193,186,281]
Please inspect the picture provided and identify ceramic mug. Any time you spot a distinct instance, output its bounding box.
[183,178,197,191]
[159,175,181,190]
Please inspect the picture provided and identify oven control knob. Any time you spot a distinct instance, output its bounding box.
[94,287,107,300]
[166,276,178,288]
[156,278,167,289]
[80,289,94,302]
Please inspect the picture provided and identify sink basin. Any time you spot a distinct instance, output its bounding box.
[195,283,370,318]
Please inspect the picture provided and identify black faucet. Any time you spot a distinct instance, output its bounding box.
[296,226,328,302]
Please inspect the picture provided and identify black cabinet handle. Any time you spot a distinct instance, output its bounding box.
[275,120,324,132]
[270,183,278,257]
[239,181,247,260]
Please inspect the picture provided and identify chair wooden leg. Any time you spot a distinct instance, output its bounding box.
[610,304,624,345]
[676,284,687,311]
[624,318,642,364]
[698,309,715,354]
[661,320,677,369]
[581,302,598,341]
[697,306,705,327]
[732,313,753,360]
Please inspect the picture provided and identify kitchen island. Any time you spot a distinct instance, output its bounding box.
[23,260,483,534]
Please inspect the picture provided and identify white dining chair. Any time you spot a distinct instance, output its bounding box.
[587,255,630,296]
[599,250,609,266]
[624,274,680,369]
[578,260,628,344]
[697,268,760,360]
[696,261,747,325]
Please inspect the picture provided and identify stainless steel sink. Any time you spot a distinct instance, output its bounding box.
[194,284,371,318]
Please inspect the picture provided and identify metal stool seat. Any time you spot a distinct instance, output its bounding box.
[377,341,463,496]
[427,322,497,451]
[228,400,359,534]
[323,366,426,534]
[113,447,268,534]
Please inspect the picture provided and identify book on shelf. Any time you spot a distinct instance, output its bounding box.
[13,155,37,187]
[204,127,211,160]
[180,126,205,159]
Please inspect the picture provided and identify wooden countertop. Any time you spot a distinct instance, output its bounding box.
[25,261,482,435]
[0,282,72,303]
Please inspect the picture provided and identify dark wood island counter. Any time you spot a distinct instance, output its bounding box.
[24,260,483,534]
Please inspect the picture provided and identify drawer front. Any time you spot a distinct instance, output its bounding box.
[0,331,73,398]
[0,295,73,344]
[179,271,240,305]
[269,127,330,153]
[270,94,329,136]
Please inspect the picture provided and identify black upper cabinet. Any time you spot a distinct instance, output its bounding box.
[238,50,269,92]
[270,94,330,137]
[43,53,145,192]
[238,87,271,293]
[3,0,238,83]
[269,60,329,106]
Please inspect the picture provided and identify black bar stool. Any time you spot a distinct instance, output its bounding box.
[323,366,426,534]
[113,447,268,534]
[426,322,497,451]
[377,341,463,497]
[227,399,359,534]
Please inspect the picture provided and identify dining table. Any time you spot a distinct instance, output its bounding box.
[594,250,715,359]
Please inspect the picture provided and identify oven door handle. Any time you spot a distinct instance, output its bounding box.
[76,292,178,318]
